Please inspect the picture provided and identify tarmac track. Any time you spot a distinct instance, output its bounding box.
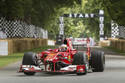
[0,46,125,83]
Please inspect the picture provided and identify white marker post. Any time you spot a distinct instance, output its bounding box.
[99,10,104,41]
[60,10,104,41]
[59,17,64,35]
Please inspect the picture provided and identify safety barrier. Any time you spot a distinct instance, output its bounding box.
[0,38,47,56]
[109,38,125,51]
[0,17,48,38]
[99,40,110,47]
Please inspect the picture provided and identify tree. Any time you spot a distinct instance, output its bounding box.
[103,0,125,26]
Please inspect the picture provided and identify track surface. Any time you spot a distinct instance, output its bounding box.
[0,46,125,83]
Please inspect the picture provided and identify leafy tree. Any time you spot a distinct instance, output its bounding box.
[103,0,125,26]
[1,0,121,40]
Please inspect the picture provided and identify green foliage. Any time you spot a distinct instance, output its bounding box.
[0,0,78,23]
[81,0,111,40]
[1,0,123,40]
[0,0,81,39]
[5,0,24,20]
[103,0,125,26]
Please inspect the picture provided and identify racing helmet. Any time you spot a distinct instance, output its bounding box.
[59,44,67,52]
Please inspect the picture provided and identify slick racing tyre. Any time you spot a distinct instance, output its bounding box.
[90,51,105,72]
[22,52,37,75]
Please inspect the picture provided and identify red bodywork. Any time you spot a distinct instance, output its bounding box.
[19,38,90,74]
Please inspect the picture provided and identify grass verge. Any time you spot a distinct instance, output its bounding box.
[0,46,57,68]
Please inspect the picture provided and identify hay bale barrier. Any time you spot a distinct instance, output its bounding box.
[99,40,110,47]
[109,38,125,52]
[0,38,47,56]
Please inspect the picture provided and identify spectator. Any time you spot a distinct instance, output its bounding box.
[0,28,7,39]
[89,37,95,46]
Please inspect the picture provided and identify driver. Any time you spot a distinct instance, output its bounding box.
[59,44,67,52]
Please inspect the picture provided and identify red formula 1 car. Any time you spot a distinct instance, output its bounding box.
[19,38,105,75]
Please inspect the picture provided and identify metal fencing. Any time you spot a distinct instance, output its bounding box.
[0,17,48,39]
[118,26,125,39]
[111,21,125,39]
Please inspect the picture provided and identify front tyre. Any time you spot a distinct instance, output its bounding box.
[22,52,37,75]
[24,72,35,76]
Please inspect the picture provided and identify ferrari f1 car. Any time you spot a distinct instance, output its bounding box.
[19,38,105,75]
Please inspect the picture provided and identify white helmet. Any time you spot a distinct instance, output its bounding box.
[59,44,67,52]
[60,44,67,48]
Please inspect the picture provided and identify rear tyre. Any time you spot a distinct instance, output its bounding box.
[22,52,37,75]
[72,52,88,75]
[90,51,105,72]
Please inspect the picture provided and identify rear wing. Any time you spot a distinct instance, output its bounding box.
[70,38,90,53]
[71,38,90,46]
[63,38,90,50]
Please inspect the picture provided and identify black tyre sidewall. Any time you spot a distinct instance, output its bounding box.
[24,72,35,75]
[22,52,37,75]
[22,52,37,65]
[90,51,105,72]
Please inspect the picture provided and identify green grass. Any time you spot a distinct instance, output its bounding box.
[0,46,57,68]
